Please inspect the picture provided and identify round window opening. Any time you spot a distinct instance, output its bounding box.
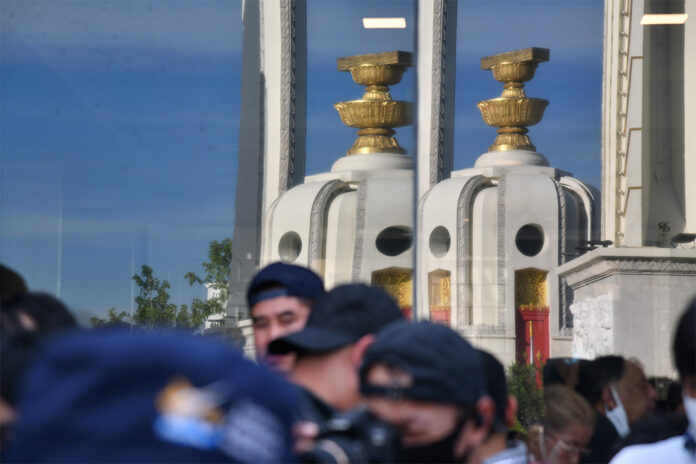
[515,224,544,257]
[429,226,451,258]
[278,231,302,262]
[376,226,412,257]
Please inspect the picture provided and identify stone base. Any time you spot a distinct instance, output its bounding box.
[558,247,696,376]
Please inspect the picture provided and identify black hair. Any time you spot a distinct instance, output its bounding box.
[673,298,696,380]
[1,264,27,303]
[478,350,507,428]
[575,355,625,406]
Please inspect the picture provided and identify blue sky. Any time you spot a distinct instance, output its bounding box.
[1,0,602,323]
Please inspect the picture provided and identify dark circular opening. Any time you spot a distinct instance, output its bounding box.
[376,226,413,257]
[515,224,544,257]
[429,226,451,258]
[278,231,302,262]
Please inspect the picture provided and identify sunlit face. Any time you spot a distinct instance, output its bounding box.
[364,363,460,447]
[615,361,656,424]
[545,423,593,464]
[251,296,311,373]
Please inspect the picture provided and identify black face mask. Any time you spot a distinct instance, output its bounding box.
[398,418,466,464]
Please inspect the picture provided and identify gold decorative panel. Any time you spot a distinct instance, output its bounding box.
[371,267,412,309]
[514,268,548,308]
[428,269,451,307]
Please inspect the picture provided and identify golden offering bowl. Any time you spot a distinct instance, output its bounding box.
[478,47,550,151]
[491,61,539,84]
[349,65,406,87]
[335,50,414,155]
[477,97,548,128]
[334,100,413,129]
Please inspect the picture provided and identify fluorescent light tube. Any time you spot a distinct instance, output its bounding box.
[362,17,407,29]
[640,14,688,25]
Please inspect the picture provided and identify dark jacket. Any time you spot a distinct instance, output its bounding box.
[581,415,620,464]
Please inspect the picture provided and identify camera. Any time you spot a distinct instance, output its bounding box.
[301,407,401,463]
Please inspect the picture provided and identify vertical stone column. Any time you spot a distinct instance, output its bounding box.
[683,0,696,233]
[261,0,307,259]
[416,0,456,321]
[228,0,307,320]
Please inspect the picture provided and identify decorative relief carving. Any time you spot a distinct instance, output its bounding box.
[351,180,369,281]
[278,0,295,194]
[570,293,613,358]
[496,175,506,325]
[308,180,351,272]
[456,176,494,326]
[429,0,448,186]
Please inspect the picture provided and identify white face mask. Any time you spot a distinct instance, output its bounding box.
[683,390,696,440]
[605,384,630,438]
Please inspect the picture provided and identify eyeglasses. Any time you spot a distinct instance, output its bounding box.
[551,436,590,457]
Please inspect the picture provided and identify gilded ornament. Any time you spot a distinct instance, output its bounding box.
[477,47,550,152]
[335,51,413,155]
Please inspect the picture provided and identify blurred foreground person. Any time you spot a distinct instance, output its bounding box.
[247,262,324,373]
[611,299,696,464]
[0,292,77,448]
[3,328,297,462]
[575,355,656,463]
[0,264,27,302]
[359,321,501,463]
[478,350,528,463]
[530,385,595,464]
[269,284,404,422]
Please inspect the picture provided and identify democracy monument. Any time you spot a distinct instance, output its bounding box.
[225,0,696,377]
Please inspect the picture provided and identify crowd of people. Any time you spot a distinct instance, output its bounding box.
[1,262,694,463]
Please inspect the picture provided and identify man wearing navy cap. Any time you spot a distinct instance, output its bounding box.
[359,321,501,463]
[247,262,324,373]
[268,284,404,424]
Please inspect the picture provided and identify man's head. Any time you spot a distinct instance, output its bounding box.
[674,299,696,435]
[478,350,516,431]
[247,262,324,373]
[359,321,494,463]
[268,284,403,411]
[576,355,655,434]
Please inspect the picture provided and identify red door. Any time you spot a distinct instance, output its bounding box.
[515,307,550,368]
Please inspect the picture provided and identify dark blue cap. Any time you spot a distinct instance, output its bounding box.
[268,284,404,355]
[4,328,297,463]
[246,262,324,308]
[360,321,486,406]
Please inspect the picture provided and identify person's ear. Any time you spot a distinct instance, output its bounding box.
[351,334,375,367]
[453,396,495,460]
[601,385,617,411]
[505,395,518,427]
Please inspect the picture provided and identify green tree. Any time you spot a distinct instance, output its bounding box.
[184,238,232,329]
[132,264,178,329]
[90,307,131,327]
[507,362,545,428]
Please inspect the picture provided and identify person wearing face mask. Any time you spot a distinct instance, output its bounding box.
[530,385,595,464]
[359,321,502,464]
[575,355,656,463]
[610,299,696,464]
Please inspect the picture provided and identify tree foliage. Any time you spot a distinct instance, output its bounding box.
[507,362,545,428]
[90,307,131,327]
[184,238,232,328]
[90,239,232,332]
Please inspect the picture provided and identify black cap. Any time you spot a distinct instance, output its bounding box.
[267,284,404,355]
[247,262,324,307]
[360,321,486,406]
[478,350,507,424]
